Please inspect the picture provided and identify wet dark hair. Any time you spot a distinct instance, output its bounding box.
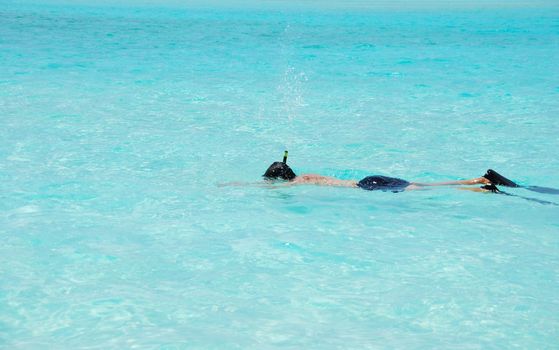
[263,162,297,181]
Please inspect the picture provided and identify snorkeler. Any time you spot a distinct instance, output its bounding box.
[263,151,519,193]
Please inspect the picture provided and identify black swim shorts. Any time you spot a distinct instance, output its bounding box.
[357,175,410,192]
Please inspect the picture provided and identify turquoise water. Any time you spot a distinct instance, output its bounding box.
[1,2,559,348]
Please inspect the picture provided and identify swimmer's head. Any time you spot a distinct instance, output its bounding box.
[263,162,297,181]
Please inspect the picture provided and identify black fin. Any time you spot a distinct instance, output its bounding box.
[482,169,519,187]
[481,184,500,193]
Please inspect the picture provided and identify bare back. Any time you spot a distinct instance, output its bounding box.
[291,174,358,188]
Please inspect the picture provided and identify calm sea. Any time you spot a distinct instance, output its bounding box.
[1,2,558,348]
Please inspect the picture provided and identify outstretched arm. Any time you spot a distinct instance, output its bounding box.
[217,180,297,188]
[217,181,272,188]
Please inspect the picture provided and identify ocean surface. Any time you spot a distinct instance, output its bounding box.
[1,2,559,348]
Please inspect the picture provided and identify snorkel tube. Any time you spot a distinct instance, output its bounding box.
[262,151,296,180]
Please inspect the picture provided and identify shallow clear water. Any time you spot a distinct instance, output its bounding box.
[1,2,559,348]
